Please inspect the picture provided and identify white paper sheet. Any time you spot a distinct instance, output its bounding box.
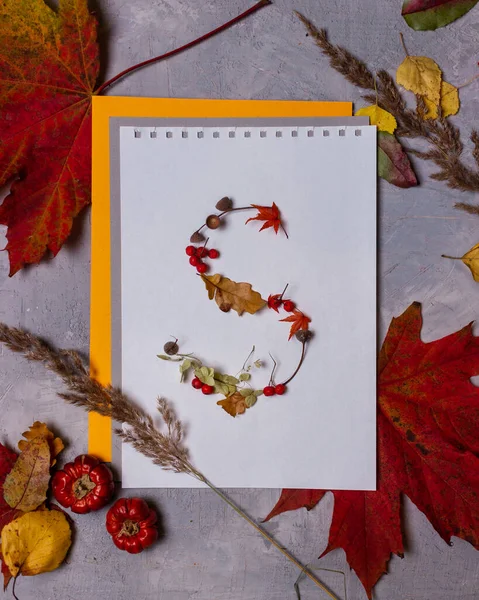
[118,125,377,489]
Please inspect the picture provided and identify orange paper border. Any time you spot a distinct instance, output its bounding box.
[90,96,352,461]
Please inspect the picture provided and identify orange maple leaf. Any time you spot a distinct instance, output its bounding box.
[280,310,311,340]
[245,203,287,237]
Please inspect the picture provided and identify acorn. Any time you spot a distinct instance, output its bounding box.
[295,330,313,343]
[206,214,221,230]
[215,196,233,211]
[163,338,179,355]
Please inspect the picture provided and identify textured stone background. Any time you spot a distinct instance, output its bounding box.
[1,0,479,598]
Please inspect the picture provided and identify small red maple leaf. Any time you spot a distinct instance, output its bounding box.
[280,310,311,340]
[245,203,287,237]
[267,294,283,312]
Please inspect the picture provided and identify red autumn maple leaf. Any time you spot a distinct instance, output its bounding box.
[0,0,99,275]
[280,309,311,340]
[0,552,11,592]
[0,443,18,534]
[267,293,283,312]
[265,302,479,597]
[246,203,287,236]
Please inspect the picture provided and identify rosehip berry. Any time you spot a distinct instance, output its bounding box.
[208,249,219,259]
[196,262,208,274]
[202,384,214,395]
[192,377,203,390]
[263,386,276,397]
[196,247,208,258]
[283,300,295,312]
[185,246,196,256]
[189,255,200,267]
[275,384,287,395]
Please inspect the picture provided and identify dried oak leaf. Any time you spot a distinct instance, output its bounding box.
[202,274,266,316]
[0,444,18,535]
[2,510,72,578]
[246,203,285,235]
[0,0,100,276]
[280,310,311,340]
[396,55,442,104]
[355,105,397,134]
[423,80,460,119]
[266,302,479,598]
[443,243,479,282]
[3,437,51,513]
[217,392,247,417]
[402,0,479,31]
[378,132,418,188]
[18,422,64,467]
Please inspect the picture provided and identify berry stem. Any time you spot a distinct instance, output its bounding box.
[282,340,308,386]
[95,1,271,95]
[241,345,256,372]
[268,353,277,385]
[279,283,289,301]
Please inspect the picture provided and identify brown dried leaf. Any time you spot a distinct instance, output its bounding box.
[3,437,50,512]
[201,274,266,316]
[217,392,247,417]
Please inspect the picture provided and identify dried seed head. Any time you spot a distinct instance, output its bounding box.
[206,215,221,229]
[163,340,179,355]
[215,196,233,211]
[190,231,205,243]
[295,329,313,343]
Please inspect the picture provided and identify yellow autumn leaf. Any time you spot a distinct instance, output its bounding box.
[18,421,64,466]
[422,80,460,120]
[396,55,442,104]
[2,510,71,578]
[443,244,479,282]
[201,274,266,316]
[3,437,50,512]
[355,105,397,134]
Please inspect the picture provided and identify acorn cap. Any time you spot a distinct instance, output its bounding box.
[190,231,206,243]
[215,196,233,211]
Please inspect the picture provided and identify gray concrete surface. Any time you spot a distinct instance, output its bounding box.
[1,0,479,598]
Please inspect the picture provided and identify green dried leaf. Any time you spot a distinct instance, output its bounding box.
[254,390,264,397]
[179,359,192,382]
[240,388,254,397]
[215,373,239,385]
[239,373,251,382]
[195,366,215,385]
[214,382,230,395]
[245,395,257,408]
[157,355,171,361]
